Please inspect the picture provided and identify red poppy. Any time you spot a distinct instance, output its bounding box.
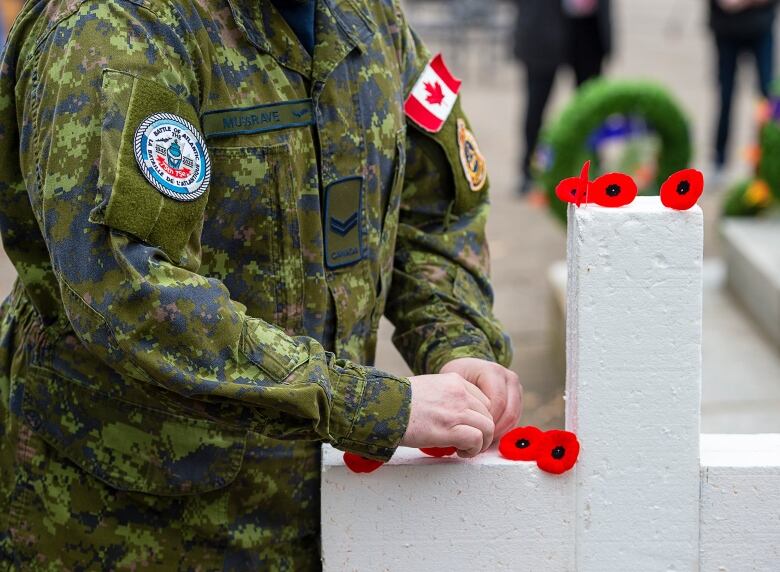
[555,161,591,206]
[498,426,544,461]
[343,452,384,474]
[420,447,457,457]
[536,430,580,475]
[589,172,638,208]
[660,168,703,210]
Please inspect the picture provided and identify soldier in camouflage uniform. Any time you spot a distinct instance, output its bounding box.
[0,0,520,569]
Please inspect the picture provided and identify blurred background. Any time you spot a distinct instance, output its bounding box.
[1,0,778,432]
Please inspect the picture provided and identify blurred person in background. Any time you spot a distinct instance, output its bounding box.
[513,0,612,196]
[0,0,23,47]
[709,0,778,175]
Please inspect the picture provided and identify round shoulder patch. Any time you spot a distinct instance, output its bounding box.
[457,118,487,192]
[133,113,211,201]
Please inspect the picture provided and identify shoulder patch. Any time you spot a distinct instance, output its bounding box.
[404,54,461,133]
[457,119,487,191]
[133,113,211,201]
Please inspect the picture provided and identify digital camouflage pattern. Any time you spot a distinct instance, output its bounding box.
[0,0,511,568]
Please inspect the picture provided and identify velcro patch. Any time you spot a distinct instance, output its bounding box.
[324,177,363,269]
[202,99,314,139]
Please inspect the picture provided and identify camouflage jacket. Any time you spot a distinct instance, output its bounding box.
[0,0,511,568]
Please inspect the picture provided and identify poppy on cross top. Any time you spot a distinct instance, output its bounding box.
[555,161,703,211]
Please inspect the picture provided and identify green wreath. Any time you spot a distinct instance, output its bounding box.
[723,80,780,216]
[535,79,692,223]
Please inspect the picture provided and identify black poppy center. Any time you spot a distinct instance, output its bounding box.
[515,439,530,449]
[606,184,621,197]
[676,180,690,195]
[551,446,566,459]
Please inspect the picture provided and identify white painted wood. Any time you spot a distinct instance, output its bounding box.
[700,434,780,572]
[565,198,703,571]
[321,446,575,571]
[721,219,780,349]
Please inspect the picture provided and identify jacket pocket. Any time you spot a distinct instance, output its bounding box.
[21,365,246,496]
[201,142,303,328]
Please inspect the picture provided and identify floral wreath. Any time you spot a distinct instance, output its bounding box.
[535,79,692,222]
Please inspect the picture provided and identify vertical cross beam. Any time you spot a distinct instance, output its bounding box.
[565,197,703,570]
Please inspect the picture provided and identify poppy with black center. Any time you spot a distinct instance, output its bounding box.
[498,426,544,461]
[554,161,591,206]
[536,430,580,475]
[660,168,703,210]
[589,172,638,208]
[343,452,384,474]
[420,447,457,457]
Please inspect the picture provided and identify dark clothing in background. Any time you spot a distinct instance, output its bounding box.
[524,68,558,184]
[709,0,778,166]
[569,10,605,84]
[513,0,612,70]
[513,0,568,70]
[709,0,777,38]
[270,0,317,55]
[512,0,612,185]
[715,30,774,166]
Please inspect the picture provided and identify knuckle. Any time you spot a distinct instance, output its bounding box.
[451,382,468,401]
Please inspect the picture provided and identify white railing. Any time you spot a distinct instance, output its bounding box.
[321,197,780,572]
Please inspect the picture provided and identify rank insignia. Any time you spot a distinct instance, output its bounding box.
[134,113,211,201]
[457,118,487,191]
[324,177,363,269]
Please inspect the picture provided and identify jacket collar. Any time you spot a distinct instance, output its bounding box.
[226,0,375,81]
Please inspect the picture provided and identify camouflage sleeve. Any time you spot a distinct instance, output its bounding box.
[384,2,513,375]
[17,1,409,460]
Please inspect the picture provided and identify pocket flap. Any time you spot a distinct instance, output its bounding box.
[22,366,246,495]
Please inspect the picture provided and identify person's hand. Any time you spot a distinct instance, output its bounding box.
[400,373,495,458]
[439,358,523,443]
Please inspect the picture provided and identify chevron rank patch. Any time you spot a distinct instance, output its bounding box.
[324,177,363,269]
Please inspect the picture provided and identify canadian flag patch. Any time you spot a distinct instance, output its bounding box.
[404,54,461,133]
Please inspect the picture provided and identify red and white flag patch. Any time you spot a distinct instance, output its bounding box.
[404,54,461,133]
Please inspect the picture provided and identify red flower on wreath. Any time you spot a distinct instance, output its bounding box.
[498,426,544,461]
[420,447,457,457]
[536,430,580,475]
[589,172,638,208]
[660,168,703,210]
[343,452,384,474]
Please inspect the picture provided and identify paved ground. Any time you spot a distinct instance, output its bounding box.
[0,0,777,432]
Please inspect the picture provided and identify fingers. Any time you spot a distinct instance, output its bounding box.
[462,380,492,418]
[494,371,523,439]
[449,425,483,458]
[401,370,510,456]
[450,409,494,457]
[474,369,507,421]
[459,408,495,454]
